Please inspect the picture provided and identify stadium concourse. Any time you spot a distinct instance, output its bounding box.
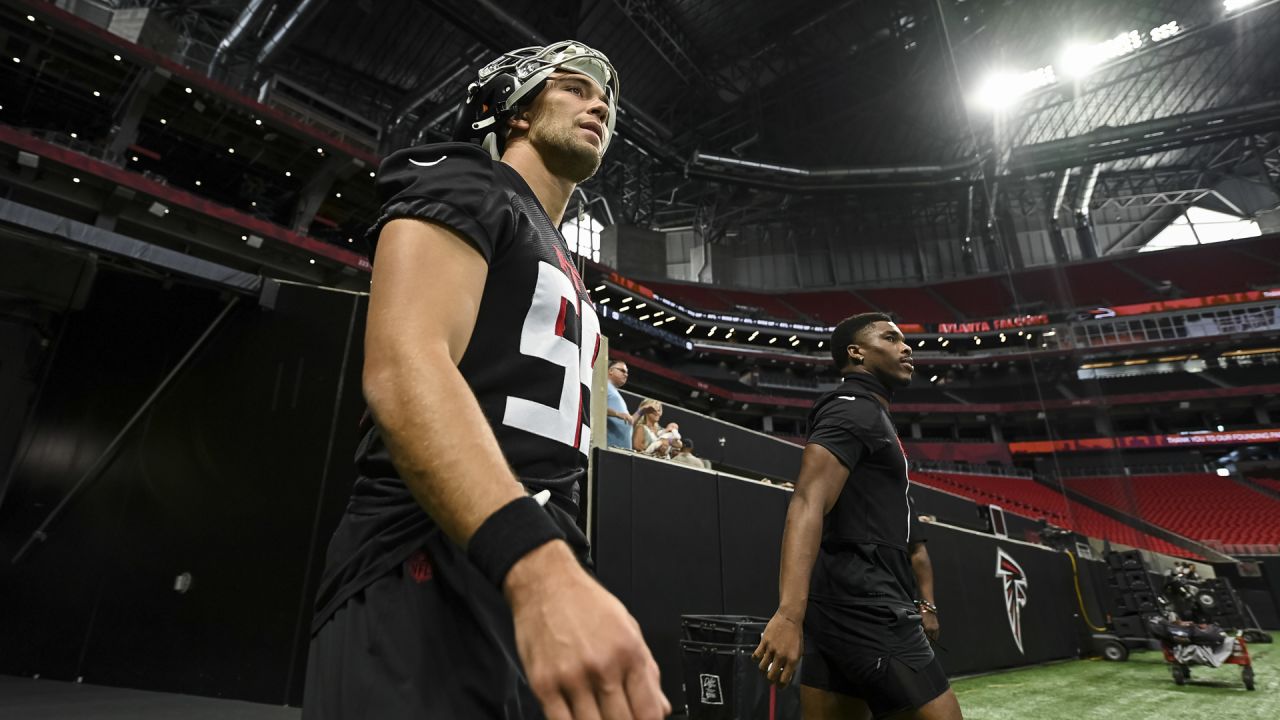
[1,0,1279,719]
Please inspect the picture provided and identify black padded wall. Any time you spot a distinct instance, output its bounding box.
[0,269,367,705]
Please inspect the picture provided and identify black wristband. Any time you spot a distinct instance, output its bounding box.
[467,496,566,589]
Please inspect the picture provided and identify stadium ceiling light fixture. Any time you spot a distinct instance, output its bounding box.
[618,305,630,312]
[621,296,631,303]
[72,177,81,183]
[369,171,376,178]
[708,326,718,337]
[972,65,1055,109]
[748,331,759,341]
[113,54,121,61]
[594,284,606,291]
[817,341,824,348]
[930,375,939,383]
[184,87,192,94]
[598,298,610,304]
[918,340,926,347]
[255,119,262,126]
[159,118,167,124]
[638,314,651,321]
[27,14,35,21]
[284,171,291,177]
[686,325,695,334]
[768,337,777,344]
[69,132,77,138]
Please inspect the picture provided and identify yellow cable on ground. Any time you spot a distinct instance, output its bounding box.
[1067,551,1109,632]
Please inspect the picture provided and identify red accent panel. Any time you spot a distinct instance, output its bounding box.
[555,297,569,337]
[0,124,370,270]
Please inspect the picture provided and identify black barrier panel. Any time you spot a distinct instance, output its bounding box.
[926,526,1083,675]
[620,389,802,481]
[910,484,985,532]
[593,450,725,708]
[717,477,789,618]
[0,272,367,705]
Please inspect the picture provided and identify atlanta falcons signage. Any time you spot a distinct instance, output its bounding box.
[995,548,1029,653]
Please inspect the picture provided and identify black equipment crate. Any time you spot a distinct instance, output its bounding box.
[682,614,768,646]
[680,640,800,720]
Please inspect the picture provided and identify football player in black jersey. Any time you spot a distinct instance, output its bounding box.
[753,313,963,720]
[303,42,668,720]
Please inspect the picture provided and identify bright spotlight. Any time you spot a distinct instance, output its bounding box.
[1060,30,1143,78]
[1224,0,1261,11]
[972,65,1055,109]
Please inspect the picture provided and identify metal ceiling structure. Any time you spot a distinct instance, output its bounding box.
[3,0,1279,282]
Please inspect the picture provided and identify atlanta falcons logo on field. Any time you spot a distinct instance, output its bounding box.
[995,548,1029,653]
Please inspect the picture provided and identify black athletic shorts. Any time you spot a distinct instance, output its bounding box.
[303,505,590,720]
[801,600,950,719]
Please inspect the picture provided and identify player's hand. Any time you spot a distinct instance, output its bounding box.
[752,611,802,687]
[506,541,671,720]
[923,612,940,642]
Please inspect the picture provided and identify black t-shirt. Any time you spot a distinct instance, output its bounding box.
[804,379,919,607]
[313,143,601,624]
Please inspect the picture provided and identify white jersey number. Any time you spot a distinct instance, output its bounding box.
[503,261,600,454]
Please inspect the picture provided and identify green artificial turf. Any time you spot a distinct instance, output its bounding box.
[952,638,1276,720]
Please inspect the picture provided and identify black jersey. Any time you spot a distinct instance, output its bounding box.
[804,377,918,606]
[312,143,601,626]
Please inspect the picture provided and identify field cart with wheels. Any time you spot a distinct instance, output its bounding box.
[1150,619,1256,691]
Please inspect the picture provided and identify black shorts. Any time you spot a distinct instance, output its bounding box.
[801,601,950,719]
[302,525,547,719]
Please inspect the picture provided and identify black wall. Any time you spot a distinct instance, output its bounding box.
[592,451,1088,707]
[0,269,366,705]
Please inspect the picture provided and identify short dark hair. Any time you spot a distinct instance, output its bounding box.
[681,438,694,453]
[830,312,893,370]
[608,359,626,370]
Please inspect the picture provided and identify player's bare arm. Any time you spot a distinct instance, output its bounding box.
[911,542,940,642]
[754,442,850,687]
[365,218,668,720]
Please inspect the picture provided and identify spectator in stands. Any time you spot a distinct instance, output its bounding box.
[670,438,706,468]
[605,360,634,448]
[632,399,673,457]
[658,421,682,450]
[753,312,963,720]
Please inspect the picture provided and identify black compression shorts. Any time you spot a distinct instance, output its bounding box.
[801,601,950,719]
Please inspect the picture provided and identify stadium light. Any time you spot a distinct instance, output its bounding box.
[768,337,777,344]
[918,340,926,347]
[598,298,610,304]
[1216,468,1231,477]
[593,284,606,291]
[638,314,651,321]
[686,324,695,334]
[817,341,824,348]
[748,331,759,341]
[708,326,717,337]
[930,375,939,383]
[972,66,1055,109]
[1060,30,1144,78]
[1224,0,1261,11]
